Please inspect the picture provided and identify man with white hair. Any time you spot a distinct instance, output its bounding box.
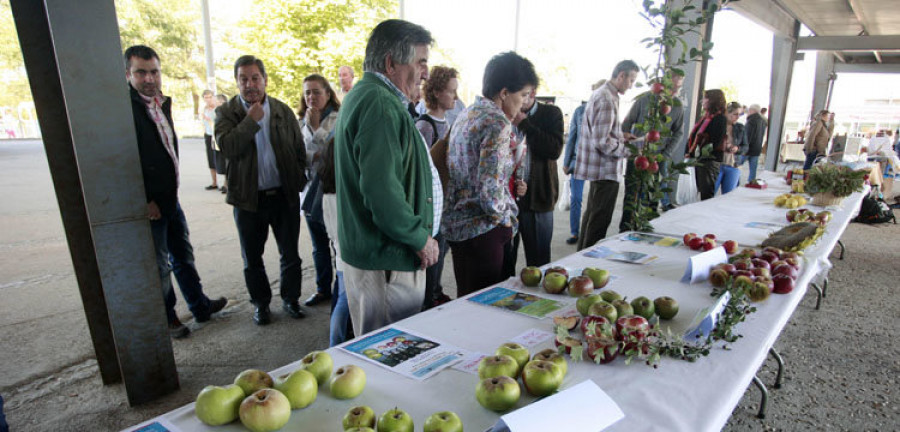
[740,104,767,182]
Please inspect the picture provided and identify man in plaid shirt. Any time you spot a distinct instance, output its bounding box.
[574,60,640,250]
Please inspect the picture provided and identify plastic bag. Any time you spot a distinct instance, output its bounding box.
[557,176,571,211]
[676,166,700,205]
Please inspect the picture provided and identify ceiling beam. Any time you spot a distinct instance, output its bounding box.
[846,0,872,35]
[832,51,846,63]
[835,63,900,74]
[726,0,797,39]
[798,35,900,51]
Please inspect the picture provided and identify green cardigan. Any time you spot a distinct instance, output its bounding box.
[334,72,434,271]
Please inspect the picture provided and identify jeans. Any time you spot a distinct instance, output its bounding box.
[305,213,336,296]
[569,177,585,237]
[329,270,352,346]
[738,155,760,182]
[659,160,672,207]
[803,151,819,170]
[714,165,741,195]
[150,202,211,323]
[0,393,9,432]
[423,233,449,310]
[234,189,302,306]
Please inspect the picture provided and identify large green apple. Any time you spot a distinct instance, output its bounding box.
[611,299,634,318]
[653,296,679,320]
[195,384,244,426]
[582,267,611,288]
[475,376,521,412]
[630,296,655,320]
[423,411,463,432]
[329,364,366,399]
[532,348,568,378]
[587,301,618,324]
[299,350,333,386]
[576,293,604,316]
[542,272,568,294]
[521,359,563,397]
[273,369,317,409]
[519,266,542,287]
[599,290,622,303]
[238,389,291,432]
[342,405,376,430]
[478,354,519,380]
[377,407,414,432]
[495,342,530,377]
[234,369,274,396]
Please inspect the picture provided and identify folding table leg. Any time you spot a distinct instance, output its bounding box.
[810,282,823,310]
[822,277,829,298]
[752,375,768,419]
[769,348,785,389]
[837,240,845,260]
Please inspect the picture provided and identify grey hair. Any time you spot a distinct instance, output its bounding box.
[748,104,761,113]
[364,19,433,73]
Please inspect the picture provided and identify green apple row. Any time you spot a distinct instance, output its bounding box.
[342,405,463,432]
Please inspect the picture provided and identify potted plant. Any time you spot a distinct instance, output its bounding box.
[805,163,868,206]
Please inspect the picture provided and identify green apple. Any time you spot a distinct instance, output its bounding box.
[423,411,463,432]
[495,342,530,377]
[234,369,274,396]
[329,364,366,399]
[611,299,634,318]
[238,389,291,432]
[195,384,244,426]
[532,348,568,378]
[576,293,604,316]
[343,405,376,430]
[377,407,414,432]
[599,290,622,303]
[299,350,333,386]
[587,301,618,324]
[273,369,317,409]
[581,267,611,288]
[630,296,655,320]
[653,296,679,320]
[478,354,519,380]
[521,359,563,397]
[520,266,542,287]
[475,376,521,412]
[542,272,568,294]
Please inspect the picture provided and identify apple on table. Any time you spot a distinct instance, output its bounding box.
[423,411,463,432]
[195,384,244,426]
[329,364,366,399]
[238,388,291,432]
[377,407,414,432]
[343,405,376,430]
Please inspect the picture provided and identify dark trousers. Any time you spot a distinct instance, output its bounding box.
[305,213,336,296]
[695,160,721,201]
[508,210,553,270]
[449,226,512,298]
[234,189,302,306]
[423,232,449,310]
[802,151,819,170]
[0,394,7,432]
[619,160,660,232]
[576,180,619,251]
[150,202,211,323]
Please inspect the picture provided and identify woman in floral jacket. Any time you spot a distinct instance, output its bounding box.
[442,52,538,296]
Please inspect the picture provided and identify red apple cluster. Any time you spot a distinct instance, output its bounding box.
[708,247,802,300]
[683,233,738,254]
[634,155,659,173]
[555,314,654,365]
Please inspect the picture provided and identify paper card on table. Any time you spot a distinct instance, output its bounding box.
[489,380,624,432]
[509,329,555,348]
[621,231,680,247]
[468,287,564,319]
[341,327,464,380]
[684,291,731,341]
[451,351,487,375]
[583,246,659,264]
[128,418,180,432]
[680,246,728,284]
[745,221,785,230]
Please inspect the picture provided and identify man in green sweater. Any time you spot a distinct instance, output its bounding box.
[334,19,440,336]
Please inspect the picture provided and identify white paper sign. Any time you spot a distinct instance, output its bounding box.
[681,246,728,284]
[451,351,487,375]
[489,380,625,432]
[509,329,555,348]
[684,291,732,341]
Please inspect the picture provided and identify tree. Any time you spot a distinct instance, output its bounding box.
[237,0,395,109]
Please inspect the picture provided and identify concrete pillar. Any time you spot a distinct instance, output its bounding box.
[811,52,835,119]
[764,20,800,172]
[201,0,216,92]
[10,0,179,406]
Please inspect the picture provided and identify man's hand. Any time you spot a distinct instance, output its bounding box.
[623,132,638,142]
[147,201,161,221]
[416,236,440,269]
[247,102,264,122]
[515,179,528,197]
[562,166,571,175]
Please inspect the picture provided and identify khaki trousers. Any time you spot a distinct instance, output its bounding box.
[342,261,425,336]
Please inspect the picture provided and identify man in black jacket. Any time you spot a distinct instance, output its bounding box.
[216,55,308,326]
[125,45,226,339]
[506,89,564,270]
[740,104,767,182]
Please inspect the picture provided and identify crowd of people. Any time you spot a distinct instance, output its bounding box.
[126,18,775,347]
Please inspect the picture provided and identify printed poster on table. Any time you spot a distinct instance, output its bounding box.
[341,327,464,380]
[467,286,565,319]
[583,245,659,264]
[621,231,680,247]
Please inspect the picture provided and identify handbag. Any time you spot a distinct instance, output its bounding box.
[429,125,451,190]
[556,176,571,211]
[676,165,700,205]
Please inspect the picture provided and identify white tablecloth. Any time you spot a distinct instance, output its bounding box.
[135,172,867,432]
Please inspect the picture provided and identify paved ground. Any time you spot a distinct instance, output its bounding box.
[0,138,897,431]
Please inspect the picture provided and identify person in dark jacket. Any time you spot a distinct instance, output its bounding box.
[506,89,564,270]
[739,104,767,182]
[686,89,728,201]
[216,55,308,326]
[125,45,227,339]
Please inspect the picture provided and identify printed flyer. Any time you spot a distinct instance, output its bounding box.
[468,286,565,319]
[341,327,464,380]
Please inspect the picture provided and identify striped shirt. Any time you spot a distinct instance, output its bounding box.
[574,81,630,182]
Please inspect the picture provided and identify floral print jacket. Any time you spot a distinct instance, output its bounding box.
[442,96,518,242]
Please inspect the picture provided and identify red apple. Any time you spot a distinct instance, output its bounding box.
[545,266,569,278]
[733,270,756,281]
[772,274,795,294]
[759,251,780,264]
[688,236,705,250]
[650,82,665,94]
[709,269,729,288]
[703,233,717,241]
[739,248,758,259]
[648,161,659,173]
[733,258,753,271]
[683,233,698,246]
[580,315,615,338]
[635,155,650,170]
[554,336,583,357]
[615,315,650,342]
[585,335,619,364]
[783,257,801,270]
[723,240,738,255]
[659,102,672,115]
[567,275,595,297]
[772,263,798,279]
[751,267,771,279]
[763,247,784,256]
[646,130,661,143]
[750,258,771,270]
[702,240,716,251]
[717,263,737,275]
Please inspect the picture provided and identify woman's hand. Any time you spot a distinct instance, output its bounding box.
[307,106,321,130]
[515,179,527,197]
